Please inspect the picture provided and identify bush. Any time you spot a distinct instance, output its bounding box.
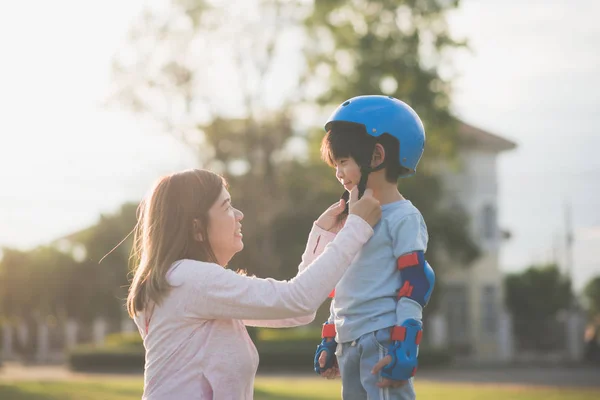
[256,338,318,372]
[255,327,453,371]
[103,332,143,348]
[68,326,453,372]
[68,332,145,372]
[255,334,453,372]
[68,345,144,372]
[257,327,321,342]
[417,347,453,368]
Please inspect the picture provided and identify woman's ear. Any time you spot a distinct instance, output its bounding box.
[193,219,204,242]
[371,143,386,168]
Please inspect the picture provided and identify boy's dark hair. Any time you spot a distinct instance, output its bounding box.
[320,122,407,183]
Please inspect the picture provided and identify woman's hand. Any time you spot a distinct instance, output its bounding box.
[348,187,381,227]
[316,199,348,233]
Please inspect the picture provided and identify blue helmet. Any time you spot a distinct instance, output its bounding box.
[324,95,425,177]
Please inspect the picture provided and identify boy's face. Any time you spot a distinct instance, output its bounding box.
[334,156,361,192]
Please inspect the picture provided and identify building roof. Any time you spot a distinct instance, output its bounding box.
[457,121,517,152]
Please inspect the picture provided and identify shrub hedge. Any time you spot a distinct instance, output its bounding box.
[68,328,452,372]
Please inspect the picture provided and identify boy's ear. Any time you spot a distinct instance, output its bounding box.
[371,143,386,168]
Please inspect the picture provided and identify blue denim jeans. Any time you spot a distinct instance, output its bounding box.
[336,327,416,400]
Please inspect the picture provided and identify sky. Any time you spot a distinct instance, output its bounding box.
[0,0,598,290]
[447,0,600,290]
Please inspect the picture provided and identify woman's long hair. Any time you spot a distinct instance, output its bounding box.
[126,169,225,317]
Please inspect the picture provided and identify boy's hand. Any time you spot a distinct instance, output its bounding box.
[371,355,408,388]
[316,199,347,233]
[318,339,340,379]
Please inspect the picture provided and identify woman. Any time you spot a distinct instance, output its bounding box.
[127,169,381,399]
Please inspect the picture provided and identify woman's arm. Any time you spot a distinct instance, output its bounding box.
[243,224,336,328]
[243,314,316,328]
[177,215,372,321]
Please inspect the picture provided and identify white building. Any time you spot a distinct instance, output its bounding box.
[433,121,517,363]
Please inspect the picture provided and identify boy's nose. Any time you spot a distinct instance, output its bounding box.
[336,167,344,180]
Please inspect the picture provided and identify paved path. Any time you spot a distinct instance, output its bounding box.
[416,366,600,388]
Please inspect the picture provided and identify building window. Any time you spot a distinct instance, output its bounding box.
[481,204,496,240]
[445,284,470,347]
[482,285,497,335]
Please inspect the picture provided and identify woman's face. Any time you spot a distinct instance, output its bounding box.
[207,186,244,266]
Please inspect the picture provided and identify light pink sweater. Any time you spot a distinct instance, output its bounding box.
[133,215,373,399]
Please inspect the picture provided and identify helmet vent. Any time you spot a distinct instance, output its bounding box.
[342,101,350,106]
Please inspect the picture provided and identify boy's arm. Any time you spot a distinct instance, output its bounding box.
[243,223,336,328]
[314,299,338,375]
[379,213,435,382]
[391,213,432,324]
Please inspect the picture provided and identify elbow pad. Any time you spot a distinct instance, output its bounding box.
[396,251,435,307]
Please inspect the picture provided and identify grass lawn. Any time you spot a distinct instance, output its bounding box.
[0,377,599,400]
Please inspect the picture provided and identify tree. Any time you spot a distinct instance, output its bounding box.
[111,0,314,277]
[505,264,573,351]
[584,276,600,319]
[304,0,465,158]
[0,246,82,359]
[63,203,139,323]
[110,0,308,160]
[111,0,478,284]
[0,204,139,327]
[303,0,478,273]
[0,248,35,322]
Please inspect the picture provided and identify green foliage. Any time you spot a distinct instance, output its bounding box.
[111,0,479,282]
[505,264,572,320]
[303,0,479,287]
[258,326,321,342]
[103,332,144,348]
[1,0,480,332]
[68,325,451,373]
[0,247,78,321]
[68,332,145,372]
[257,326,452,370]
[504,264,573,351]
[584,276,600,318]
[67,339,452,373]
[0,203,138,325]
[69,346,145,373]
[304,0,464,159]
[66,203,138,321]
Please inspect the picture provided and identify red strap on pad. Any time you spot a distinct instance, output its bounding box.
[322,323,336,338]
[397,252,420,270]
[415,330,423,345]
[391,325,423,344]
[391,326,406,341]
[396,281,414,299]
[328,289,335,298]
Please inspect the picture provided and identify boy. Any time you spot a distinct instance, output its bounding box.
[313,95,435,400]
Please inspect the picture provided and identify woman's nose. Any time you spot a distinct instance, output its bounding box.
[235,208,244,221]
[336,166,343,180]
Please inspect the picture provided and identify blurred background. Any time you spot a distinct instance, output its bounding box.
[0,0,599,399]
